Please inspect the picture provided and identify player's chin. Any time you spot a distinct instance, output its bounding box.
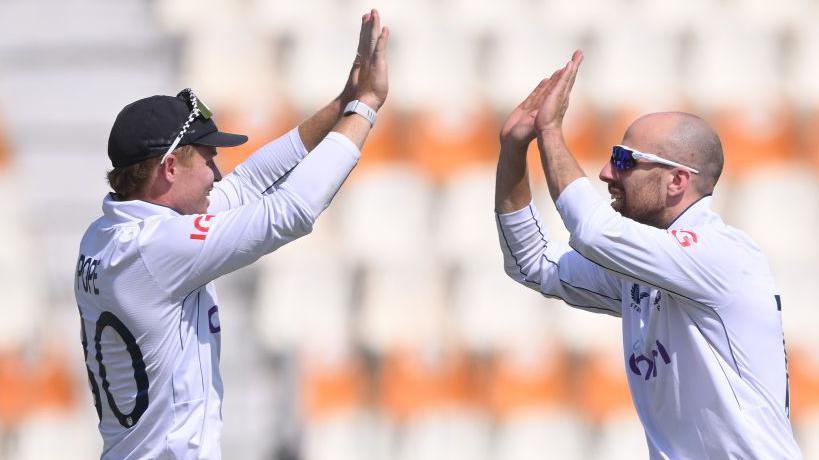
[609,197,623,212]
[193,196,209,214]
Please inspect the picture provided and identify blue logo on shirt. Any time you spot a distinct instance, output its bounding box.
[630,284,649,312]
[208,305,221,334]
[629,340,671,381]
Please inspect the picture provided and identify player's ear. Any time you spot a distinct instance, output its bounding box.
[667,169,690,197]
[159,154,179,183]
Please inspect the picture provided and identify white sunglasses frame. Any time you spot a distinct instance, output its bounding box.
[614,145,700,174]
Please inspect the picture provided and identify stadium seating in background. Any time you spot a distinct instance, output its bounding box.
[335,166,434,267]
[405,108,499,185]
[299,352,386,460]
[0,348,31,441]
[804,109,819,173]
[6,0,816,458]
[563,103,605,165]
[490,344,585,460]
[0,344,87,460]
[357,261,448,355]
[0,170,47,351]
[0,114,8,170]
[213,105,299,175]
[13,407,100,460]
[380,348,491,460]
[790,349,819,460]
[434,165,497,264]
[712,104,798,179]
[687,10,784,111]
[575,349,648,460]
[728,160,819,353]
[587,11,684,111]
[356,109,406,172]
[789,11,819,109]
[252,207,353,355]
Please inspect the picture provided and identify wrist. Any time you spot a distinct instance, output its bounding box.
[343,100,378,126]
[536,126,563,142]
[331,96,345,116]
[355,94,383,112]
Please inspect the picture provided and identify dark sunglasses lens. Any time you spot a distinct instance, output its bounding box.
[611,146,635,170]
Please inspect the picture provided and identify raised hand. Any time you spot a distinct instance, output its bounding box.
[340,11,374,105]
[351,9,389,111]
[534,50,583,137]
[499,71,560,150]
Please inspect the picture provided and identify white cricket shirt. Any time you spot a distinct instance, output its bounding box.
[75,129,359,459]
[497,177,802,459]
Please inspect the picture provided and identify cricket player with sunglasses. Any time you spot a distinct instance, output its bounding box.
[495,51,802,459]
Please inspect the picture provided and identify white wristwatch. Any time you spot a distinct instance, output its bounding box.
[343,100,377,126]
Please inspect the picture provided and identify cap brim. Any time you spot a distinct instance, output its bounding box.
[193,130,248,148]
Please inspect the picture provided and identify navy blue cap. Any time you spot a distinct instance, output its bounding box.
[107,90,247,168]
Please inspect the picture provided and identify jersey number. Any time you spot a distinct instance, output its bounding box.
[79,310,149,428]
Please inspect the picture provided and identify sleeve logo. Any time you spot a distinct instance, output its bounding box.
[671,229,698,247]
[190,214,214,240]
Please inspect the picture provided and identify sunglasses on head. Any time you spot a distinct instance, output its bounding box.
[611,145,699,174]
[160,88,213,164]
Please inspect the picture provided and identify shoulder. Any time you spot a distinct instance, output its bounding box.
[137,213,215,251]
[671,221,774,293]
[676,221,766,263]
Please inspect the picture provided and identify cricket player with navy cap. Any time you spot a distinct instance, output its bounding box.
[495,50,802,458]
[74,10,388,459]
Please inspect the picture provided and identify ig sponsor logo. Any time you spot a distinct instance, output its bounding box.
[190,214,214,241]
[629,340,671,381]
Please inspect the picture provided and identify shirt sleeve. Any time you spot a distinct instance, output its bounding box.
[555,177,734,307]
[139,132,359,297]
[208,127,309,212]
[497,202,623,317]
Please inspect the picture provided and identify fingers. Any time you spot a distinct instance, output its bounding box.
[356,9,384,64]
[520,78,549,109]
[535,69,562,102]
[374,26,389,57]
[564,49,584,97]
[521,69,560,110]
[549,50,582,105]
[370,9,380,51]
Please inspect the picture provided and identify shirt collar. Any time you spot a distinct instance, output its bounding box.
[666,195,721,230]
[102,193,180,222]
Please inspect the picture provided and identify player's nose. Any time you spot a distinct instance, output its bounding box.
[210,162,222,182]
[599,159,615,183]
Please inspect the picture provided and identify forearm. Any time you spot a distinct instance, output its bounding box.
[495,141,533,213]
[278,131,361,220]
[497,198,623,317]
[297,97,344,152]
[537,130,586,202]
[209,129,309,212]
[330,99,378,151]
[497,203,548,287]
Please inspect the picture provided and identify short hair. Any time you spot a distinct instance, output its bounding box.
[106,145,196,199]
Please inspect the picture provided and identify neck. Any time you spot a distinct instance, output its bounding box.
[658,194,703,229]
